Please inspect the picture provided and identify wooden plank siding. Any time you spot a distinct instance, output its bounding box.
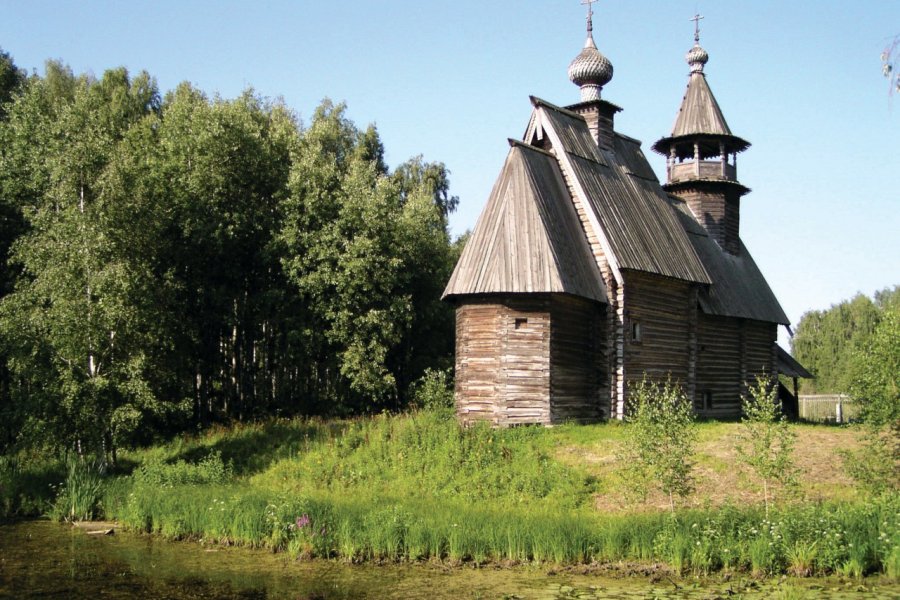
[455,302,504,423]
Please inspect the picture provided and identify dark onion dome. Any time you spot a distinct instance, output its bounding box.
[568,4,613,103]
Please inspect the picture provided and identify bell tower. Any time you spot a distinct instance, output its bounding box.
[652,15,750,255]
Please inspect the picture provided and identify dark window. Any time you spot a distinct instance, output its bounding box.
[703,391,713,410]
[631,321,642,342]
[514,318,528,330]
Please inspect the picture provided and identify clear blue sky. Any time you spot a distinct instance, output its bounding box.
[1,1,898,344]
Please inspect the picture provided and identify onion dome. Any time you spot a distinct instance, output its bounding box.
[686,43,709,73]
[568,8,613,102]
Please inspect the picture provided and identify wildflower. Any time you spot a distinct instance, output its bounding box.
[296,514,311,529]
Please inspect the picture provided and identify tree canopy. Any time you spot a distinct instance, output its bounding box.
[791,286,900,393]
[0,61,460,458]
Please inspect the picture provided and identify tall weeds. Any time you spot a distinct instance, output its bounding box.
[48,458,106,522]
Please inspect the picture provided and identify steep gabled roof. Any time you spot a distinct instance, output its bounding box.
[442,140,607,302]
[667,196,789,324]
[530,99,711,285]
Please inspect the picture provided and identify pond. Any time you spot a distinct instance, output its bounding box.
[1,521,896,599]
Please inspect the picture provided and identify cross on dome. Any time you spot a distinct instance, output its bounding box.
[582,0,598,35]
[569,0,613,101]
[690,13,704,43]
[686,13,709,73]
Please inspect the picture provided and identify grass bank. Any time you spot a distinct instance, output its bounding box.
[2,409,898,577]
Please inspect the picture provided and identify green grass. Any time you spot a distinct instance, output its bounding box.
[3,409,899,577]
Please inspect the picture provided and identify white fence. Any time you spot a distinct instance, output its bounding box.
[798,394,859,423]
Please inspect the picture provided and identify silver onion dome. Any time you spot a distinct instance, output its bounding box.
[686,43,709,73]
[568,35,614,101]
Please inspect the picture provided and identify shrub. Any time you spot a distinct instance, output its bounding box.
[736,376,797,517]
[134,451,232,488]
[409,368,454,412]
[617,377,697,511]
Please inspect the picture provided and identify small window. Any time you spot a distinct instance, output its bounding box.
[703,391,713,410]
[514,318,528,330]
[631,321,642,342]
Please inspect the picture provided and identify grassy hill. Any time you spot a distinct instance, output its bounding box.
[2,409,896,577]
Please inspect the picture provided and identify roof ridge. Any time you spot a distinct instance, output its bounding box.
[529,96,588,122]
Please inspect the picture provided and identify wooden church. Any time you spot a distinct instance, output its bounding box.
[443,10,804,425]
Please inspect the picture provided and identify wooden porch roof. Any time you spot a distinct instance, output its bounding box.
[777,345,813,379]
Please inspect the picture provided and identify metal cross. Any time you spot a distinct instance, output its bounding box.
[582,0,598,34]
[690,13,704,43]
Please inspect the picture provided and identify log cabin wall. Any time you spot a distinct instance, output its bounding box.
[455,302,503,424]
[549,295,607,422]
[454,297,551,426]
[696,313,742,417]
[503,297,552,425]
[741,319,778,393]
[695,314,778,417]
[620,271,694,405]
[676,186,742,256]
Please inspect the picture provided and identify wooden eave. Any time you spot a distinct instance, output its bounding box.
[776,345,813,379]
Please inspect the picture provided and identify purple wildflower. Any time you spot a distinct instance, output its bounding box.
[296,514,311,529]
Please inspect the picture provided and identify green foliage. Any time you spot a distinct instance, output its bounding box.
[134,451,232,488]
[736,377,797,517]
[279,101,456,410]
[617,378,697,510]
[841,422,900,496]
[0,59,459,454]
[849,306,900,426]
[5,414,900,575]
[792,286,897,394]
[48,458,106,522]
[0,47,25,119]
[256,410,597,509]
[409,368,454,411]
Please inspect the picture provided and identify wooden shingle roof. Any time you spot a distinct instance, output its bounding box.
[776,345,813,379]
[671,72,732,137]
[442,141,607,302]
[533,99,711,285]
[667,197,789,324]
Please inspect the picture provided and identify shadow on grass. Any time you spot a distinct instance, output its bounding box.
[167,419,352,477]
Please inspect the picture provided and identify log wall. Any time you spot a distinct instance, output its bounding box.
[677,186,742,255]
[696,314,742,417]
[455,302,504,423]
[454,295,606,426]
[550,295,606,422]
[503,297,551,425]
[695,314,777,417]
[621,271,694,403]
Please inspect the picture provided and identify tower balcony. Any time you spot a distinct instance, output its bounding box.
[668,159,736,184]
